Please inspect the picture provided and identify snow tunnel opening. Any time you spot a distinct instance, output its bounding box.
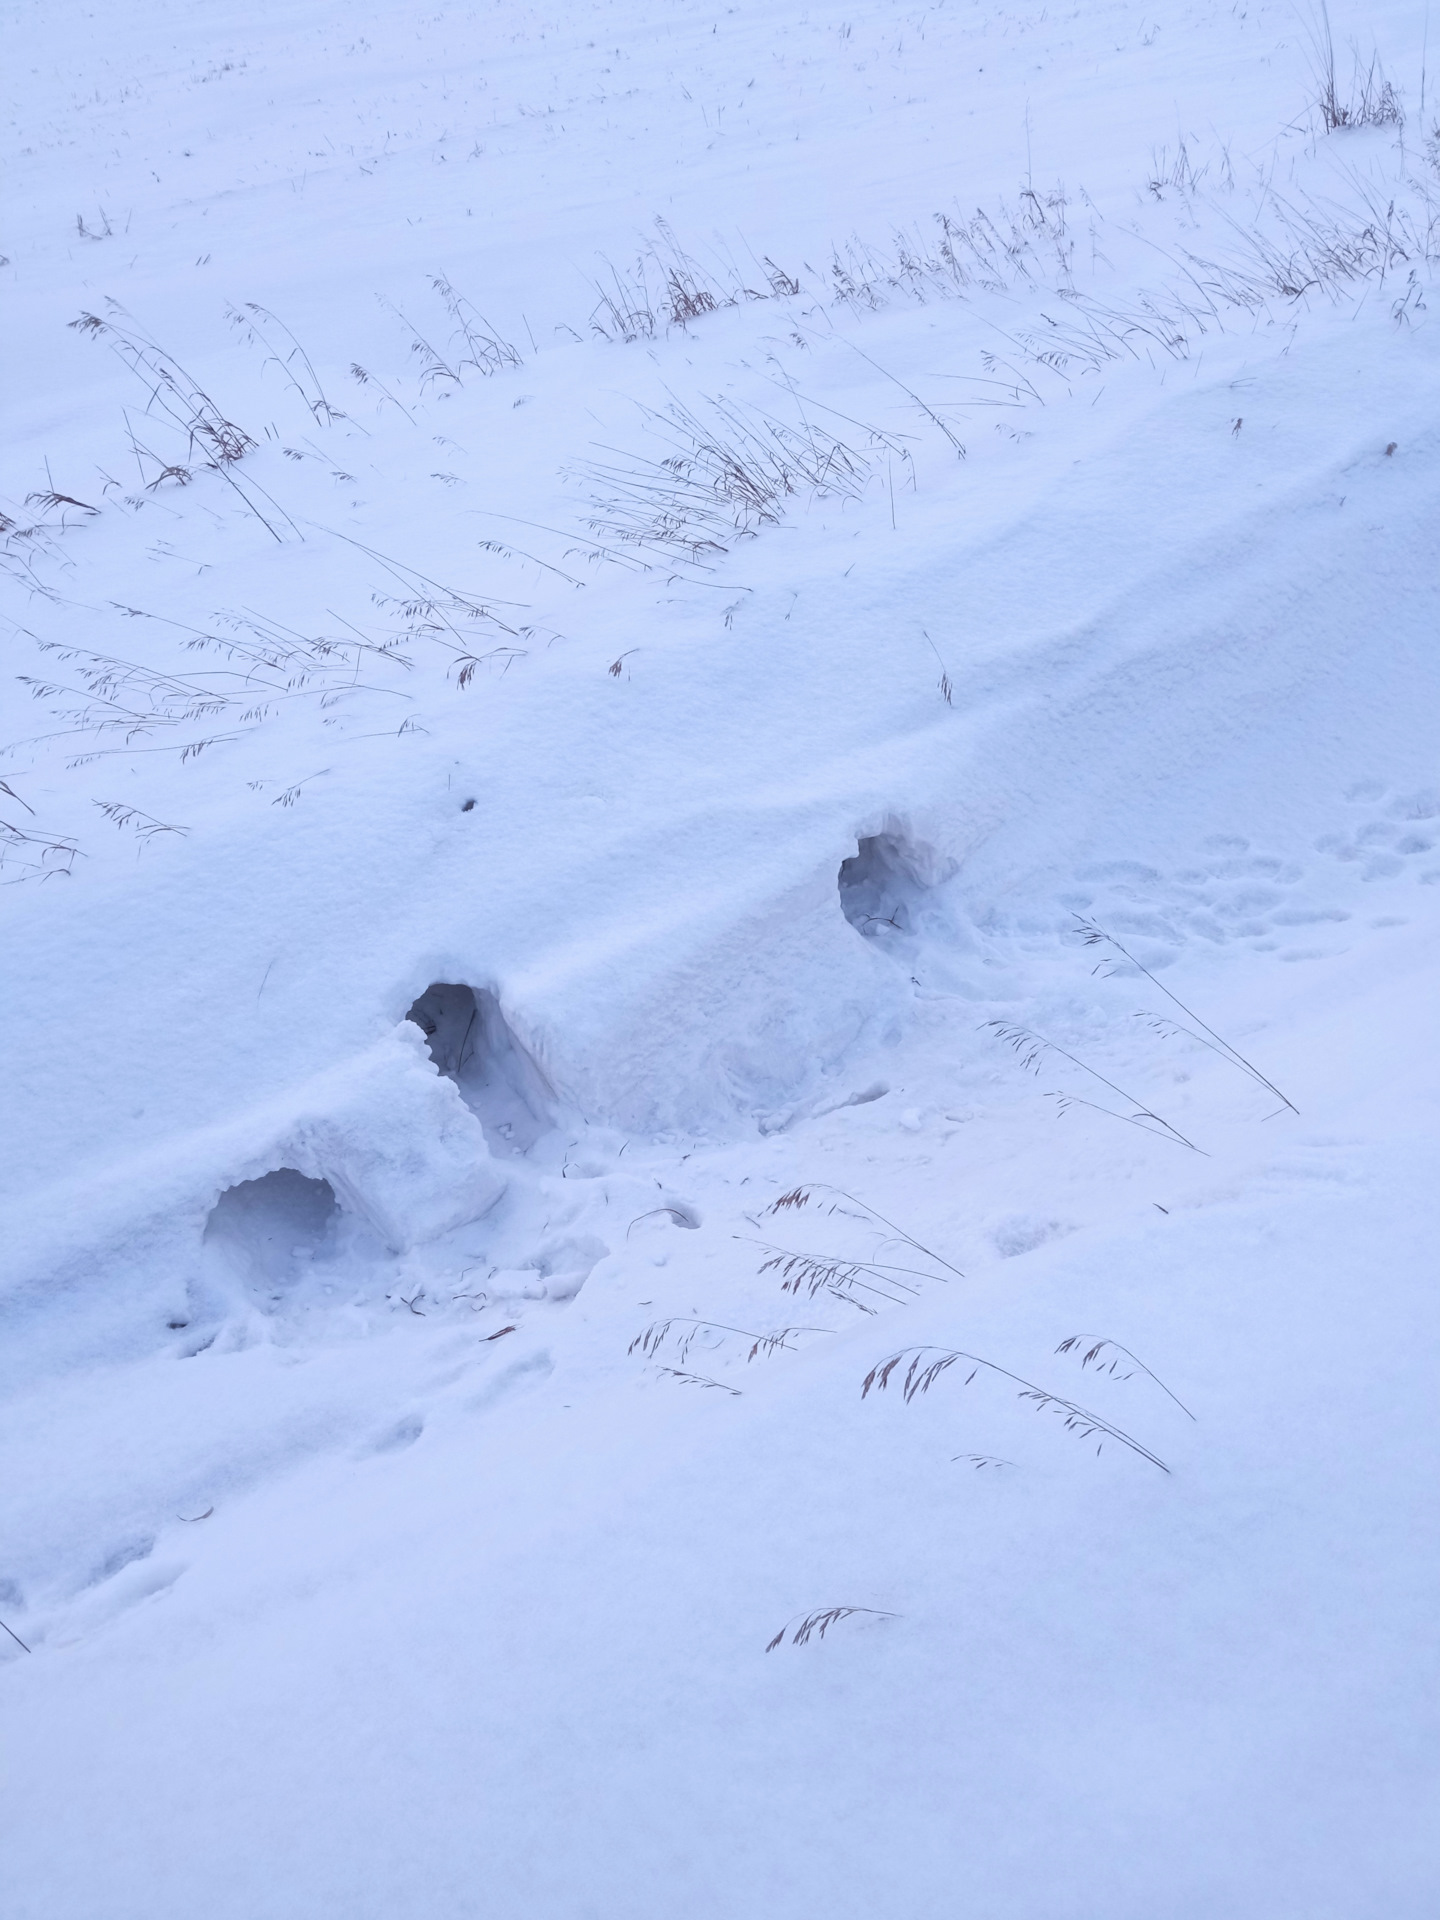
[838,831,935,943]
[202,1169,340,1302]
[406,982,554,1154]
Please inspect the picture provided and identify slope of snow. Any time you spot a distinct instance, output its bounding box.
[3,1,1438,1913]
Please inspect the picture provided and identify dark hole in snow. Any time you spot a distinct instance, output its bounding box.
[203,1169,339,1296]
[838,832,933,941]
[461,798,475,812]
[405,982,554,1154]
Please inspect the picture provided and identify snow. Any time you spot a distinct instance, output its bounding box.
[3,0,1439,1911]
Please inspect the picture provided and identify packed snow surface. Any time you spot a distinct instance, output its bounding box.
[3,0,1439,1912]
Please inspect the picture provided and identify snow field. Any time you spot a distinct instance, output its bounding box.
[3,0,1439,1913]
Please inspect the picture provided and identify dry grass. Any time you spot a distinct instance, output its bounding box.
[572,162,1439,563]
[587,219,801,343]
[743,1184,961,1315]
[1054,1336,1196,1421]
[69,307,298,542]
[766,1185,963,1276]
[862,1345,1171,1473]
[9,604,412,770]
[16,138,1437,889]
[1304,4,1403,132]
[984,1018,1204,1153]
[629,1317,833,1367]
[576,392,874,564]
[0,1614,31,1655]
[227,303,344,424]
[765,1606,896,1652]
[93,800,189,842]
[1075,915,1298,1116]
[429,273,523,377]
[656,1366,741,1396]
[0,777,81,882]
[747,1241,934,1313]
[626,1205,700,1235]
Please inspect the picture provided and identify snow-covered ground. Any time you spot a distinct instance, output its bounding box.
[4,1,1439,1912]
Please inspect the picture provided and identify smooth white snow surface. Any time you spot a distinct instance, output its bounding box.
[3,1,1439,1912]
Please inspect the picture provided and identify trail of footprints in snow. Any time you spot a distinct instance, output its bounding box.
[1058,783,1440,959]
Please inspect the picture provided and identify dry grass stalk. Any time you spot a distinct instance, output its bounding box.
[629,1318,832,1367]
[93,800,188,841]
[577,393,871,563]
[747,1241,925,1313]
[70,308,297,541]
[588,219,798,343]
[1075,916,1297,1116]
[984,1019,1205,1152]
[656,1367,741,1396]
[862,1345,1171,1472]
[228,303,343,423]
[1305,4,1402,131]
[766,1606,896,1652]
[429,273,523,376]
[0,777,81,881]
[765,1185,963,1278]
[0,1615,31,1655]
[747,1185,961,1314]
[12,601,412,768]
[1055,1336,1196,1420]
[626,1205,698,1235]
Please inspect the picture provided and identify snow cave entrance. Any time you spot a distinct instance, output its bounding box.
[838,831,934,944]
[202,1168,340,1302]
[406,982,553,1154]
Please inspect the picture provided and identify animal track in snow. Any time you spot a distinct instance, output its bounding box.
[1057,787,1436,965]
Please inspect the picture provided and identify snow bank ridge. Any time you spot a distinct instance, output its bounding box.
[0,1018,506,1376]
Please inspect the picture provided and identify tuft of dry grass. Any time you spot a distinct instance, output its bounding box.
[1304,3,1403,131]
[862,1345,1171,1473]
[1,775,81,882]
[93,800,188,841]
[587,219,801,343]
[745,1241,939,1313]
[744,1184,961,1314]
[429,273,523,376]
[10,603,412,770]
[576,392,873,564]
[766,1606,896,1652]
[765,1185,963,1277]
[69,307,299,542]
[25,489,98,524]
[629,1317,832,1367]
